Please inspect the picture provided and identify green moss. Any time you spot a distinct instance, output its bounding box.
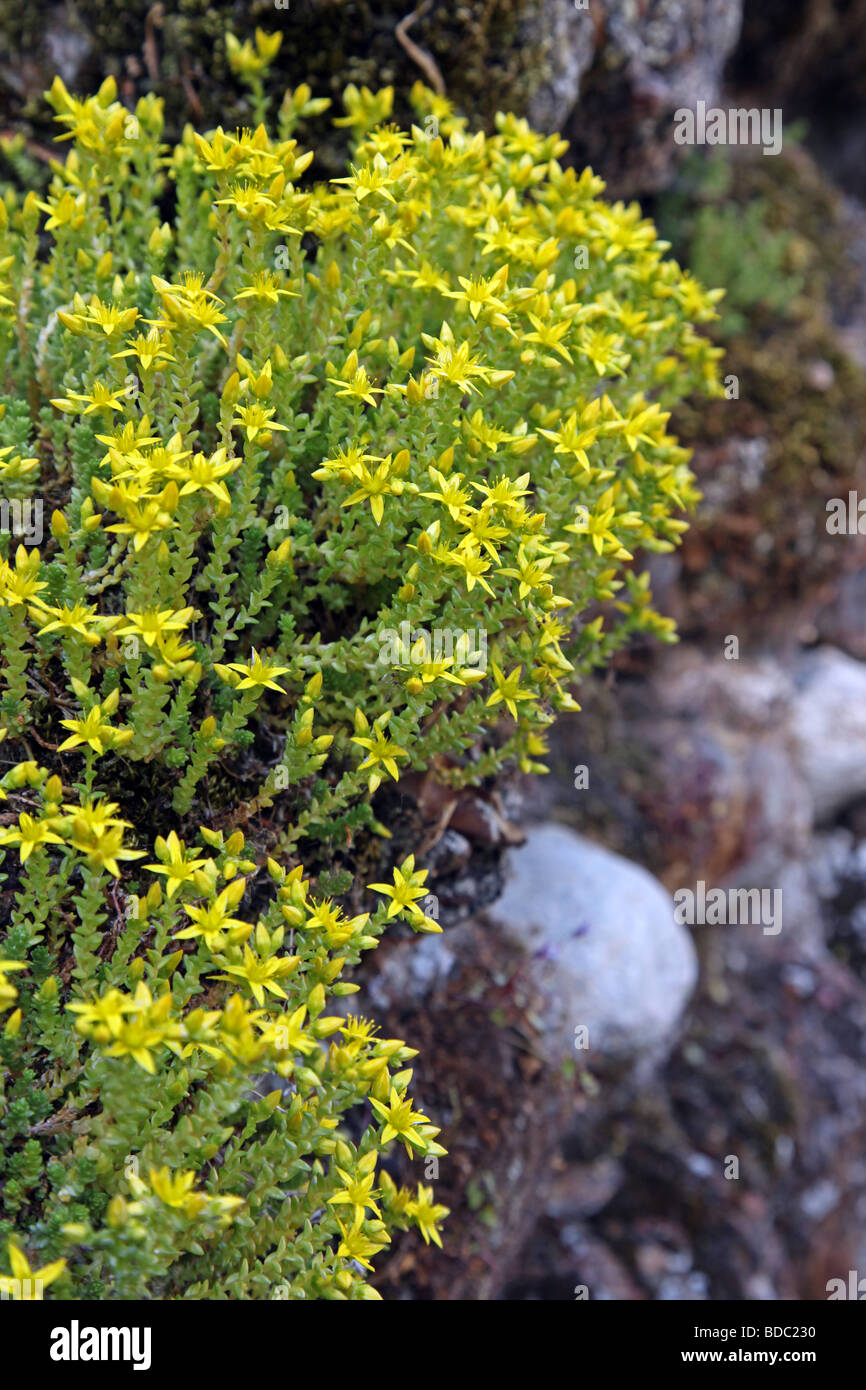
[658,144,866,633]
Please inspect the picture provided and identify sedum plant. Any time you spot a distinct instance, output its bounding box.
[0,38,723,1299]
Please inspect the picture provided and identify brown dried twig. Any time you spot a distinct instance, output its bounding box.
[396,0,445,96]
[144,3,164,85]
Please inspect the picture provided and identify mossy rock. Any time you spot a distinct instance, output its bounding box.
[0,0,551,164]
[658,144,866,640]
[1,1,749,196]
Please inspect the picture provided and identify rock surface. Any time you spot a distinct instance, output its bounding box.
[484,823,698,1062]
[523,0,596,134]
[1,0,743,196]
[626,644,866,879]
[492,640,866,1301]
[504,940,866,1301]
[788,647,866,821]
[366,930,458,1014]
[557,0,745,195]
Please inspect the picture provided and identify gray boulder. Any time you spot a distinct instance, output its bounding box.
[788,647,866,821]
[547,0,746,195]
[485,823,698,1062]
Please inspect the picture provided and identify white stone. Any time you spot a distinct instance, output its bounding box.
[485,823,697,1062]
[787,648,866,821]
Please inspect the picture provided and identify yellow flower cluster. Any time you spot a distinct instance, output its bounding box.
[0,43,722,1298]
